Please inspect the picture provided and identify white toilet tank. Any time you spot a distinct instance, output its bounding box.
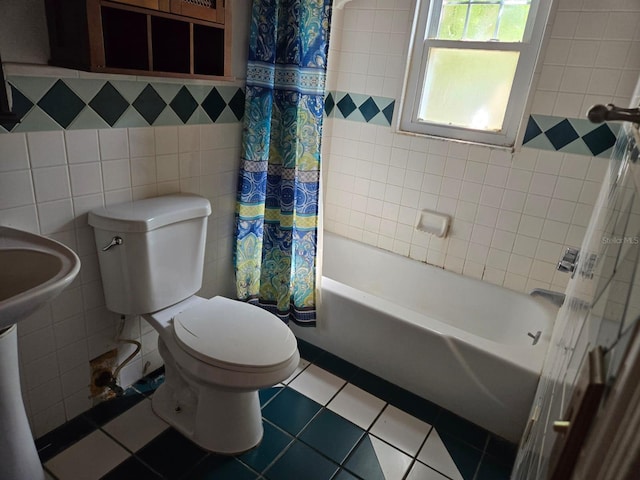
[88,194,212,315]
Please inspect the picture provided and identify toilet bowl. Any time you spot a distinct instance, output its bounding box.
[88,194,299,454]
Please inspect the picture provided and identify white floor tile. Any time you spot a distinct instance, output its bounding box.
[288,364,346,405]
[45,430,130,480]
[370,405,432,456]
[327,383,386,430]
[102,398,169,452]
[406,460,451,480]
[417,428,464,480]
[370,435,413,480]
[283,358,310,384]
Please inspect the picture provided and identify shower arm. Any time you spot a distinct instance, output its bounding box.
[587,104,640,124]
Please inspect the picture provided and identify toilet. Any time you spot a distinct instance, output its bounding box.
[88,194,299,454]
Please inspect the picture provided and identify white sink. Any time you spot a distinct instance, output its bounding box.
[0,227,80,480]
[0,226,80,330]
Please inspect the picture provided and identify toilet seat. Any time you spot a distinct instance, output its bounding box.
[173,296,298,373]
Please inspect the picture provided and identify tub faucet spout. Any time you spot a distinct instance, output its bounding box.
[529,288,565,307]
[527,331,542,345]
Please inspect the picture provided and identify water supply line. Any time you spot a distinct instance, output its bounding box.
[97,315,141,396]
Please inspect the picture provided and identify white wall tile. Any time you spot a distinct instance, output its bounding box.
[32,166,71,202]
[101,158,131,191]
[128,127,155,157]
[69,163,103,196]
[27,131,67,167]
[65,130,100,164]
[0,133,29,171]
[98,128,129,160]
[0,170,35,208]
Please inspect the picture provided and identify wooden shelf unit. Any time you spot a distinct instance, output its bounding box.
[45,0,232,80]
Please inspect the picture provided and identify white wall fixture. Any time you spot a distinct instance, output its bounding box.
[415,209,450,237]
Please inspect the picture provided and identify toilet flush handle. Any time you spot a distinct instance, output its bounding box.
[102,236,123,251]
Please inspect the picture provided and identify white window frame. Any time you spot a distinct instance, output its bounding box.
[399,0,553,148]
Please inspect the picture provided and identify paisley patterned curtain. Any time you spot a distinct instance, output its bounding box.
[234,0,332,325]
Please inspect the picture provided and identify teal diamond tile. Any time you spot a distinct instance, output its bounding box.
[133,84,167,124]
[381,101,395,125]
[359,97,380,122]
[89,82,129,127]
[169,86,198,123]
[336,94,356,118]
[202,88,227,122]
[227,89,245,121]
[523,116,543,144]
[1,85,33,131]
[582,124,617,156]
[37,80,86,128]
[545,119,579,150]
[324,92,334,116]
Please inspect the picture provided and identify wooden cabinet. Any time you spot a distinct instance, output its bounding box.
[44,0,231,80]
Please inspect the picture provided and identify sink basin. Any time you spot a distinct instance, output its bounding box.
[0,226,80,330]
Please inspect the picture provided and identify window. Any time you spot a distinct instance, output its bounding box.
[399,0,552,148]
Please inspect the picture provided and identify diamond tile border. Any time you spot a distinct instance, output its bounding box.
[1,76,246,133]
[327,91,617,158]
[0,75,618,160]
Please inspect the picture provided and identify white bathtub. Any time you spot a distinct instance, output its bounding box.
[292,232,557,442]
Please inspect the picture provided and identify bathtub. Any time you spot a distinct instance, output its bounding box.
[291,233,557,442]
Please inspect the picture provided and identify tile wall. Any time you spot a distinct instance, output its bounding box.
[0,69,243,437]
[322,0,640,294]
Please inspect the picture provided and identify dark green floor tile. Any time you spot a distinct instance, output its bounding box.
[332,469,360,480]
[101,456,162,479]
[343,436,385,480]
[184,455,258,480]
[136,428,207,479]
[435,411,489,450]
[438,431,483,480]
[83,390,145,426]
[300,409,364,464]
[265,441,339,480]
[259,385,284,407]
[485,435,518,467]
[240,421,293,473]
[262,387,322,436]
[475,454,513,480]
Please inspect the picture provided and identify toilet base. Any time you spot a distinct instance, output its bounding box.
[151,374,263,455]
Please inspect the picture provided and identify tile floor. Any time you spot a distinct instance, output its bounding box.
[36,340,516,480]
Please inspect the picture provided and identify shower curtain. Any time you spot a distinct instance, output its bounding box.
[234,0,332,325]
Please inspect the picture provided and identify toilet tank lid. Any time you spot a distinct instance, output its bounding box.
[88,194,212,232]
